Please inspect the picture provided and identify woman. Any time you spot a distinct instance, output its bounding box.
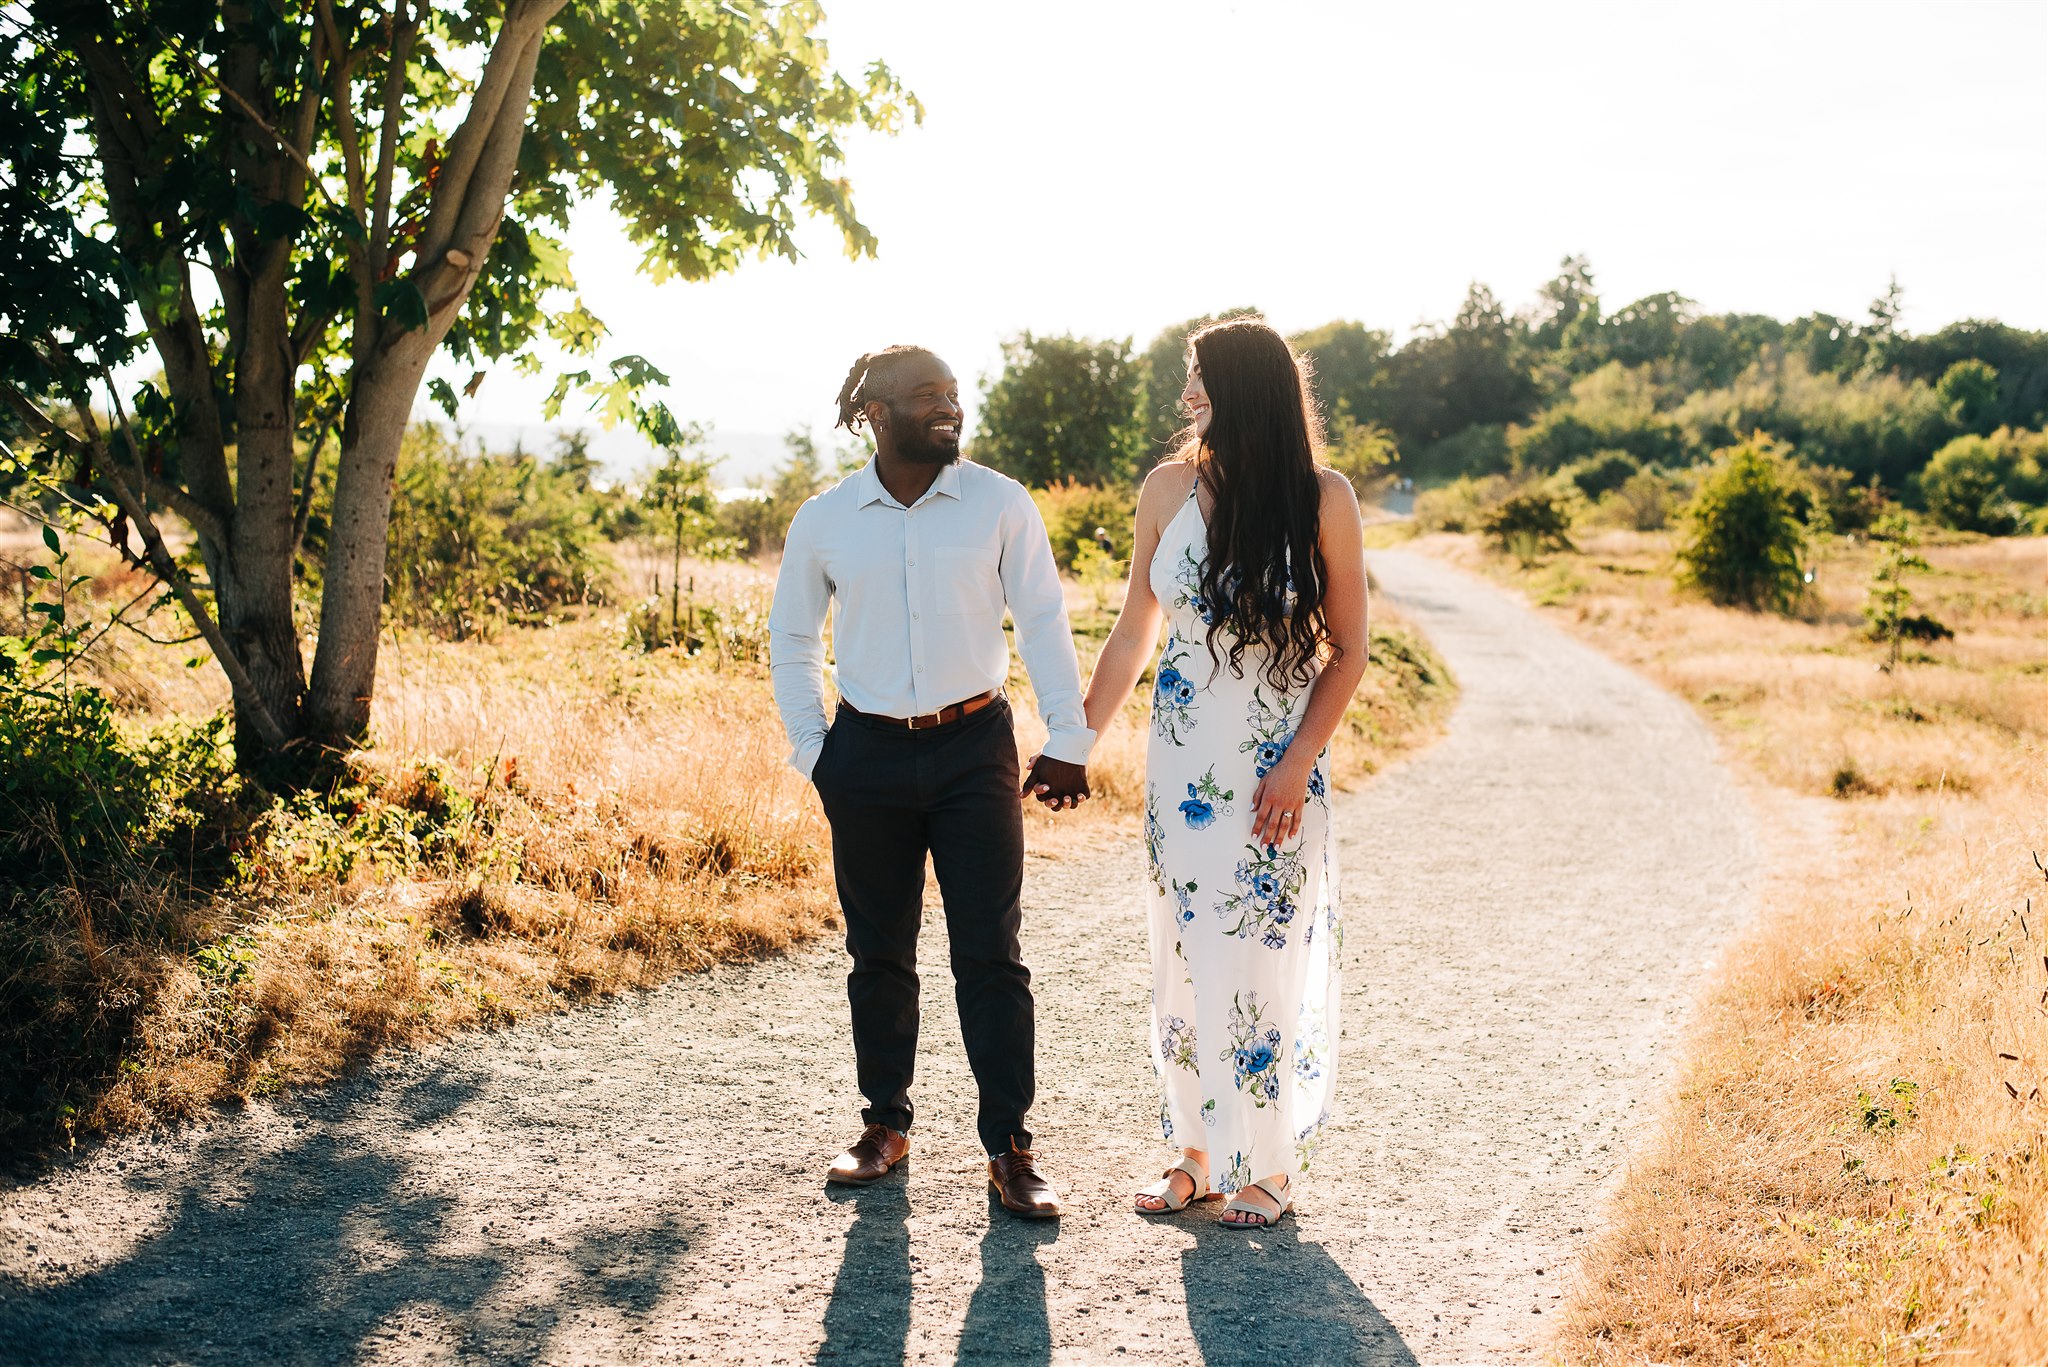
[1079,316,1369,1228]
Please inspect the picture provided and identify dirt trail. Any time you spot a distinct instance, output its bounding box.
[0,550,1756,1365]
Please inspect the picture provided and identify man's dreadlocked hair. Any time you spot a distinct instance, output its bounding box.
[833,345,939,432]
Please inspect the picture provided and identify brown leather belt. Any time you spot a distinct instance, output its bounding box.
[841,689,1000,730]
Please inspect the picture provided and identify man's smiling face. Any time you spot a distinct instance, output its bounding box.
[872,354,963,465]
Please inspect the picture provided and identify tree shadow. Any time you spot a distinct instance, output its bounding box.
[816,1179,913,1364]
[957,1192,1056,1366]
[1178,1217,1417,1367]
[0,1065,700,1365]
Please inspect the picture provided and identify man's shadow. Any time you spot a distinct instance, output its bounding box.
[1178,1215,1417,1367]
[818,1182,914,1364]
[959,1192,1056,1364]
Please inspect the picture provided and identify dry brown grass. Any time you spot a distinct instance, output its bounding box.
[1408,528,2048,1362]
[6,532,1451,1155]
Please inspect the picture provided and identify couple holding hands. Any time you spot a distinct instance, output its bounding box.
[767,315,1369,1230]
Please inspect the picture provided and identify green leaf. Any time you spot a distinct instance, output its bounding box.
[42,525,60,554]
[29,602,64,621]
[375,280,429,334]
[28,565,55,581]
[427,377,460,421]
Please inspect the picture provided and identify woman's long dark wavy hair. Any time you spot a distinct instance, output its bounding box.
[1181,316,1331,692]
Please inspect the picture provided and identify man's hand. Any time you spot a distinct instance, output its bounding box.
[1020,753,1090,811]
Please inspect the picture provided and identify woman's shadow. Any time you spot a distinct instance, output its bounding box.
[1178,1214,1418,1367]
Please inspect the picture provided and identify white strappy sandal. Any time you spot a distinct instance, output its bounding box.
[1134,1156,1210,1214]
[1219,1175,1293,1229]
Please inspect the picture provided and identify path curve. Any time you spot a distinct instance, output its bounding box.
[0,550,1756,1365]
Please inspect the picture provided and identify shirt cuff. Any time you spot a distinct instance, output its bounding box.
[1038,725,1097,766]
[789,733,827,780]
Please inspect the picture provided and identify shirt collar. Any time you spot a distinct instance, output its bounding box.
[853,457,964,509]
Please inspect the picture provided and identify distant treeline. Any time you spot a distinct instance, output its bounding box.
[968,258,2048,503]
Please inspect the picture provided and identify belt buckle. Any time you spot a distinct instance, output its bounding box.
[905,713,923,731]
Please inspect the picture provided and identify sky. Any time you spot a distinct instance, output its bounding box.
[429,0,2048,478]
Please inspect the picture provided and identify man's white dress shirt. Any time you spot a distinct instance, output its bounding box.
[768,458,1097,779]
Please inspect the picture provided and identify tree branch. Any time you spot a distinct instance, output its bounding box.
[414,0,565,268]
[97,384,288,750]
[368,0,419,278]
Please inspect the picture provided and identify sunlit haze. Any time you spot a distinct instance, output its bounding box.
[429,0,2048,479]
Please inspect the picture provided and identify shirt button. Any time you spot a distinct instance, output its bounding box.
[907,558,917,567]
[911,612,920,620]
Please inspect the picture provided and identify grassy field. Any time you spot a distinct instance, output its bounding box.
[1384,524,2048,1362]
[1,527,1453,1158]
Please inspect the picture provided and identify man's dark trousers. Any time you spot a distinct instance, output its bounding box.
[811,696,1034,1155]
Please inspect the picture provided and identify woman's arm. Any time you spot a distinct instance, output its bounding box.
[1248,469,1370,845]
[1080,461,1194,737]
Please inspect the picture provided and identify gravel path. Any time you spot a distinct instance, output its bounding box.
[0,550,1756,1366]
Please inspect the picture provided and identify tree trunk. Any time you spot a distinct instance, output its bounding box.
[304,355,421,750]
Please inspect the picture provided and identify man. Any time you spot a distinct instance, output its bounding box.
[767,345,1093,1218]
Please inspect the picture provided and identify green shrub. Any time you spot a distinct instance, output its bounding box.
[1509,363,1682,471]
[385,427,615,639]
[0,688,243,884]
[1592,467,1687,531]
[1675,435,1810,613]
[1559,449,1641,501]
[1918,429,2047,534]
[1413,474,1512,533]
[1481,488,1577,565]
[1031,479,1136,572]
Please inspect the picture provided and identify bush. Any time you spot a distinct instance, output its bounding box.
[1031,479,1137,572]
[1481,488,1577,565]
[1559,449,1641,501]
[1509,364,1683,471]
[1675,435,1810,613]
[1592,467,1687,531]
[385,427,614,639]
[1413,474,1512,533]
[0,688,244,885]
[1918,429,2047,534]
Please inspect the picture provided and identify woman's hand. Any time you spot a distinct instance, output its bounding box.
[1249,752,1314,848]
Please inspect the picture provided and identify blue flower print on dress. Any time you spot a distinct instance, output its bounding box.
[1294,1005,1328,1085]
[1201,1098,1216,1127]
[1151,636,1198,745]
[1307,762,1327,803]
[1178,766,1234,829]
[1218,1149,1252,1195]
[1169,543,1223,627]
[1240,685,1300,779]
[1218,841,1308,948]
[1160,1014,1199,1072]
[1221,991,1285,1107]
[1170,878,1198,939]
[1160,1101,1174,1143]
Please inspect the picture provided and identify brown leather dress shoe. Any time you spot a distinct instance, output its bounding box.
[826,1124,909,1185]
[987,1142,1061,1218]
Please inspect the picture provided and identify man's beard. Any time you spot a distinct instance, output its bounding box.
[885,400,961,466]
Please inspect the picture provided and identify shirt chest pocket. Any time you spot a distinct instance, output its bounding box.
[934,545,1002,617]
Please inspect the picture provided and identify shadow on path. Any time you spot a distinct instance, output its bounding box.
[958,1191,1056,1364]
[1180,1218,1418,1367]
[0,1069,699,1366]
[818,1180,913,1364]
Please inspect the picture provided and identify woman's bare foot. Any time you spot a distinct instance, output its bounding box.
[1133,1149,1208,1213]
[1218,1173,1291,1227]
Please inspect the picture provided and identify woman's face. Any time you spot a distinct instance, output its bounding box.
[1180,354,1212,437]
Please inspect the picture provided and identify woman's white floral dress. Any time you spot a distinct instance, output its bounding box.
[1144,486,1339,1194]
